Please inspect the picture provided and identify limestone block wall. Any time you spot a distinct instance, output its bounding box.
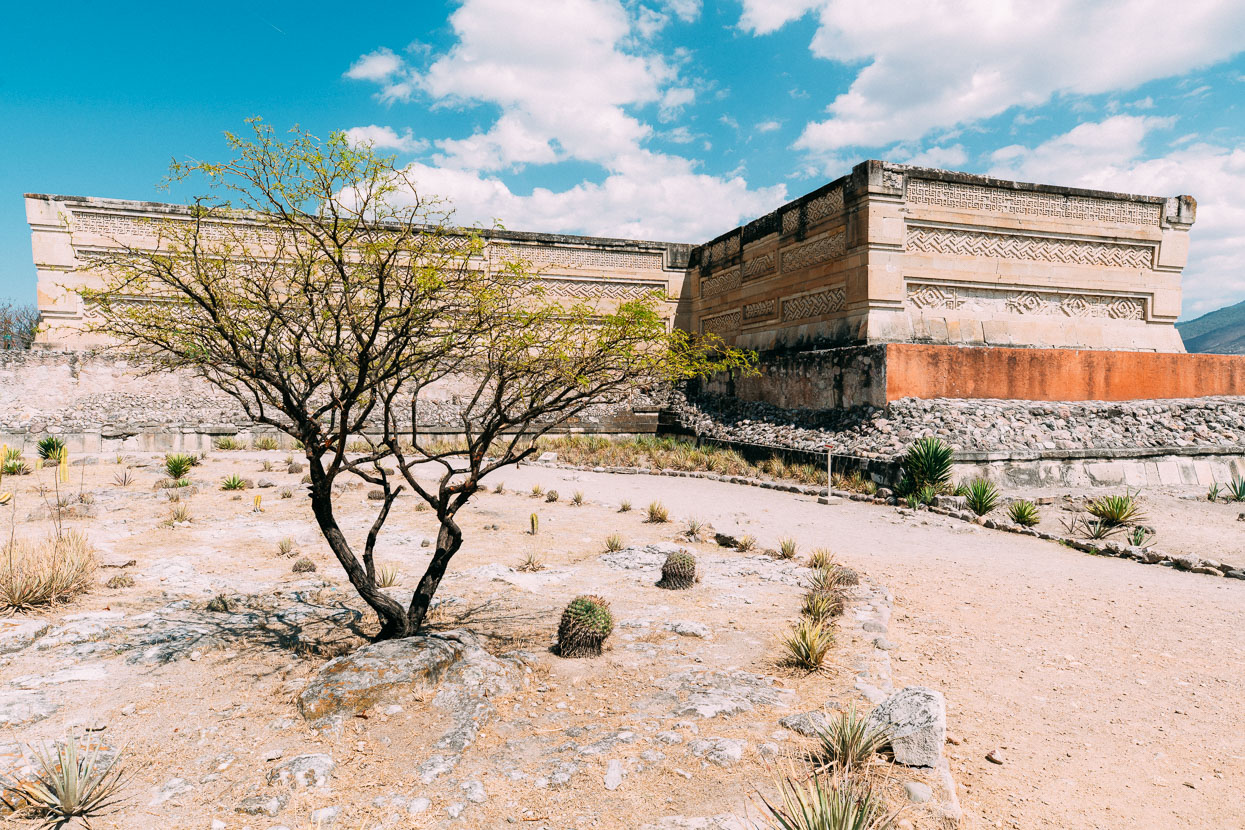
[688,160,1195,352]
[25,194,693,349]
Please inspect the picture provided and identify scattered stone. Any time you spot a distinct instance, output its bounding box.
[656,731,684,745]
[407,797,431,814]
[664,620,711,639]
[779,711,830,737]
[0,619,49,654]
[986,748,1006,765]
[236,792,288,817]
[310,805,340,826]
[447,802,466,819]
[604,759,624,790]
[257,478,276,488]
[865,686,946,768]
[98,555,137,569]
[657,669,795,719]
[903,781,932,803]
[461,780,487,803]
[713,532,738,548]
[267,753,334,789]
[150,777,194,806]
[688,737,745,767]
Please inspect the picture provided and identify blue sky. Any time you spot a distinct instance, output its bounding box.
[3,0,1244,318]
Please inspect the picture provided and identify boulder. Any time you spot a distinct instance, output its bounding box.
[865,686,946,767]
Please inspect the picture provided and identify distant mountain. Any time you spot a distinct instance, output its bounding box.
[1177,300,1245,354]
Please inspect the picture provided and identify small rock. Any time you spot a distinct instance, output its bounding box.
[310,805,340,826]
[903,781,932,803]
[150,777,193,806]
[257,478,276,488]
[865,686,946,768]
[447,802,466,819]
[656,731,684,744]
[212,820,227,830]
[262,747,284,762]
[779,711,830,737]
[407,797,432,814]
[267,753,334,789]
[986,748,1005,765]
[604,759,624,791]
[461,780,487,803]
[688,737,745,767]
[665,620,711,639]
[236,792,288,816]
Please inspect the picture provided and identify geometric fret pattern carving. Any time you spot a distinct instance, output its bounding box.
[782,286,847,322]
[742,298,776,321]
[907,179,1162,226]
[493,243,663,271]
[781,230,847,272]
[781,209,799,235]
[906,226,1153,269]
[700,310,741,337]
[906,281,1146,320]
[701,268,741,298]
[742,253,775,281]
[805,187,844,223]
[543,277,665,300]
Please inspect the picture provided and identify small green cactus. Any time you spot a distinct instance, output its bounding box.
[656,551,697,590]
[530,513,539,535]
[545,489,559,503]
[292,557,316,573]
[556,595,614,658]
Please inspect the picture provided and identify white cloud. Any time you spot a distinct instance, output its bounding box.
[344,48,403,83]
[987,117,1245,319]
[756,120,783,133]
[344,0,786,241]
[902,144,969,169]
[736,0,1245,161]
[343,125,428,154]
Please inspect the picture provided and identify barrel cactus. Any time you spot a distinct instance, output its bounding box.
[556,595,614,658]
[656,551,697,590]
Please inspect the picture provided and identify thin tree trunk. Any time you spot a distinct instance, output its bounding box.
[308,490,410,639]
[407,522,462,632]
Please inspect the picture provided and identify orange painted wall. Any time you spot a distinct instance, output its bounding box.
[885,344,1245,402]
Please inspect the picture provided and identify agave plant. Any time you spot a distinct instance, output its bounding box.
[645,501,669,523]
[1007,499,1040,527]
[780,619,833,671]
[604,533,625,552]
[1228,475,1245,503]
[221,474,247,491]
[516,551,545,572]
[899,436,954,495]
[35,436,66,462]
[3,735,131,826]
[777,537,799,559]
[758,773,896,830]
[1207,482,1222,502]
[816,705,890,773]
[1126,525,1156,547]
[1085,491,1144,527]
[163,453,195,480]
[963,477,999,516]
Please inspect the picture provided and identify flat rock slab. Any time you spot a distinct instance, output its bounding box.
[0,690,56,727]
[866,686,946,768]
[651,669,795,719]
[0,619,49,654]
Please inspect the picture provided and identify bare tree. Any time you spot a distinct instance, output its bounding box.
[0,300,40,349]
[83,121,753,639]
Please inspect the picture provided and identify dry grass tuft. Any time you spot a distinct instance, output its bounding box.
[1,531,96,610]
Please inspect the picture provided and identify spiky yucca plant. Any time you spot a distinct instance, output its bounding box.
[735,534,758,552]
[1085,491,1144,526]
[656,551,697,589]
[604,533,625,552]
[35,436,66,462]
[899,436,953,495]
[253,435,280,451]
[213,436,241,451]
[758,773,895,830]
[163,453,195,480]
[1007,499,1040,527]
[963,477,999,515]
[777,537,799,559]
[816,705,890,773]
[645,501,669,523]
[618,499,632,512]
[376,564,400,588]
[516,551,545,572]
[4,735,132,826]
[780,619,833,671]
[221,474,247,491]
[530,484,544,497]
[557,595,613,657]
[808,548,834,570]
[801,590,841,623]
[571,490,585,506]
[1228,475,1245,502]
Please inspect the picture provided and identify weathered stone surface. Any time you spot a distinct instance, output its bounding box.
[0,619,49,654]
[236,791,288,816]
[866,686,946,767]
[266,754,334,789]
[654,669,795,719]
[688,737,745,767]
[779,711,830,737]
[0,690,56,727]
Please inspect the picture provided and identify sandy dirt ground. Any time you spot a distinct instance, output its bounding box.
[1,452,1242,829]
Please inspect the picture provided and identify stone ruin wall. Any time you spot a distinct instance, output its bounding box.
[689,160,1195,354]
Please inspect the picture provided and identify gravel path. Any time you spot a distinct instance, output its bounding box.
[503,463,1245,829]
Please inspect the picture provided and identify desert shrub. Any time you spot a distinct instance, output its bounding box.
[1227,475,1245,502]
[556,595,613,657]
[645,501,669,523]
[1126,525,1156,547]
[279,487,294,499]
[253,435,280,451]
[0,531,95,610]
[899,436,954,495]
[1085,492,1144,526]
[832,471,877,495]
[800,590,842,623]
[656,551,697,589]
[963,477,999,515]
[780,619,833,671]
[571,490,585,506]
[292,557,316,573]
[808,548,834,570]
[112,470,133,487]
[413,501,429,512]
[105,574,134,589]
[777,537,799,560]
[376,564,400,588]
[213,436,242,451]
[604,533,625,552]
[260,459,274,472]
[169,504,192,523]
[36,436,66,461]
[517,551,544,572]
[619,499,632,512]
[545,490,560,503]
[2,457,30,476]
[206,594,232,612]
[685,517,705,540]
[277,537,295,556]
[815,705,890,774]
[1007,499,1040,527]
[163,453,195,480]
[493,482,505,494]
[221,474,247,491]
[530,484,544,497]
[735,534,758,552]
[758,773,894,830]
[907,484,937,508]
[808,566,847,595]
[7,735,131,826]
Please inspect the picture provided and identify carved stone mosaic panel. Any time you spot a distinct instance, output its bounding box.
[493,244,663,271]
[742,253,775,281]
[781,286,847,322]
[907,179,1162,225]
[906,225,1153,269]
[805,187,844,223]
[742,298,776,321]
[780,231,847,273]
[74,211,281,246]
[906,281,1146,320]
[781,209,799,235]
[542,277,665,300]
[700,310,741,336]
[700,268,741,298]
